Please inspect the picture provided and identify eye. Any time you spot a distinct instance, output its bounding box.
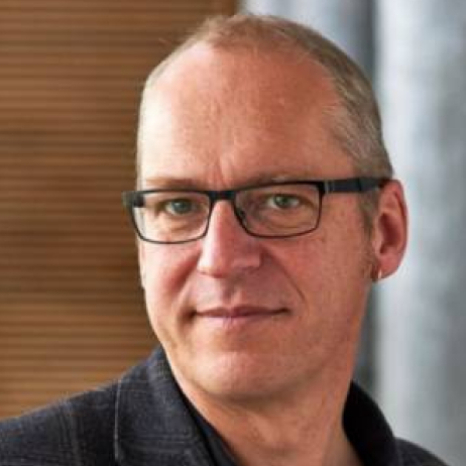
[266,194,301,210]
[162,198,196,216]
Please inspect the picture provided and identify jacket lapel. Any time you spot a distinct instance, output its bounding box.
[114,348,214,466]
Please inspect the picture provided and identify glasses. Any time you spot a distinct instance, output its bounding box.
[122,177,387,244]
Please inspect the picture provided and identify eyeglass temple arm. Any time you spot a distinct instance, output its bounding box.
[323,177,388,194]
[122,191,145,209]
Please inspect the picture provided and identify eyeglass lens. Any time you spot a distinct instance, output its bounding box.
[132,184,321,243]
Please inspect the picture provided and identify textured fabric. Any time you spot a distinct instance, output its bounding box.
[0,347,449,466]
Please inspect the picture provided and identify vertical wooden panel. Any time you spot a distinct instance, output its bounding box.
[0,0,237,419]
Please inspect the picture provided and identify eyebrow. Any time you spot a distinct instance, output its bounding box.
[142,177,203,189]
[141,172,315,190]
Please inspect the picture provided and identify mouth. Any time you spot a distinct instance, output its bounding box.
[195,306,288,328]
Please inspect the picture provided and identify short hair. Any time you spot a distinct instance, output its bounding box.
[137,14,393,228]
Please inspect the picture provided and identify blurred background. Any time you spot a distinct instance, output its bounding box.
[1,1,465,465]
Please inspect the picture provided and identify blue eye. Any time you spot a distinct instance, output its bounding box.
[267,194,300,209]
[164,199,195,215]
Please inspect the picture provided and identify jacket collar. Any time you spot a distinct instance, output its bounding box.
[113,347,402,466]
[114,347,213,466]
[344,383,402,466]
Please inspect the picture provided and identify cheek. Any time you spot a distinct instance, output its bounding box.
[276,224,371,312]
[140,244,196,331]
[141,242,193,288]
[273,234,332,288]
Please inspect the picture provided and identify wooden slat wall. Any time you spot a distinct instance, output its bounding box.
[0,0,236,420]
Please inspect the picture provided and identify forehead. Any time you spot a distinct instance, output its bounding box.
[138,43,352,187]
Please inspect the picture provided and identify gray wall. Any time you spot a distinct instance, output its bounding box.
[377,2,466,465]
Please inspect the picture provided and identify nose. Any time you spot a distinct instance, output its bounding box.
[197,201,263,278]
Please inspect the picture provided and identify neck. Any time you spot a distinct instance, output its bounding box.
[178,371,362,466]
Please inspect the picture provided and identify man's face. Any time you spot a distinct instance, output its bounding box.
[138,44,373,403]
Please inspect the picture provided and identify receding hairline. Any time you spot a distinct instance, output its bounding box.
[138,15,363,162]
[138,21,347,173]
[144,15,359,95]
[138,38,349,185]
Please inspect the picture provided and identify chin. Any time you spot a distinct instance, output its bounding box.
[172,349,297,404]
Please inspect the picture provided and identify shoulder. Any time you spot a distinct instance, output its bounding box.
[0,383,117,466]
[397,439,450,466]
[0,350,198,466]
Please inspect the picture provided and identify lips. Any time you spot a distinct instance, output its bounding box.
[196,306,286,319]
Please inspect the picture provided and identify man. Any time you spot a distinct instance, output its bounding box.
[0,14,448,466]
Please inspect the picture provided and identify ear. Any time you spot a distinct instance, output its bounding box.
[138,240,147,289]
[371,180,408,281]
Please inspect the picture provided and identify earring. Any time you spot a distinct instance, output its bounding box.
[377,268,383,282]
[372,266,383,283]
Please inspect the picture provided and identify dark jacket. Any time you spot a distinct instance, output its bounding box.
[0,348,448,466]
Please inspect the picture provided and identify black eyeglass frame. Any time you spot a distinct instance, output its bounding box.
[122,177,388,244]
